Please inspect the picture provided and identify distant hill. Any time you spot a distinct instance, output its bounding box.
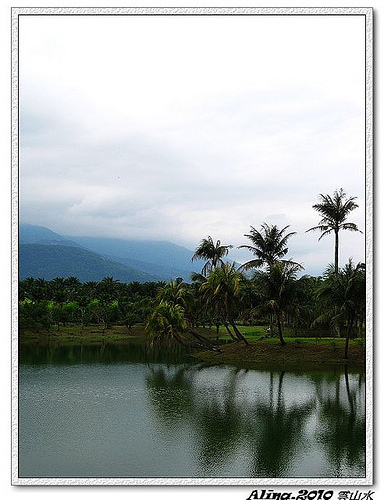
[18,224,204,282]
[68,236,202,281]
[19,244,160,283]
[19,223,80,247]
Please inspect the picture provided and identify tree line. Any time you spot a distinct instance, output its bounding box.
[145,188,365,358]
[19,189,365,358]
[19,277,164,334]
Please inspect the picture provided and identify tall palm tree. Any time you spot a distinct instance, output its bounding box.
[306,188,362,273]
[191,236,233,277]
[239,223,298,271]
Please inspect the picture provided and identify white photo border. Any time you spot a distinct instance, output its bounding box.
[11,6,374,487]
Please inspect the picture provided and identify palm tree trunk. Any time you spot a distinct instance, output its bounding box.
[277,312,286,346]
[344,318,353,359]
[335,229,339,274]
[214,302,220,340]
[188,329,222,352]
[223,297,249,345]
[231,321,249,345]
[224,322,238,342]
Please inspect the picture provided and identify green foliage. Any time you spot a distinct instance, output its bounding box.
[307,188,362,272]
[146,301,188,346]
[18,277,162,334]
[18,198,366,364]
[239,223,299,271]
[191,236,233,276]
[314,259,366,358]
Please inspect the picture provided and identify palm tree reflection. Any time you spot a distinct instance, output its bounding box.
[315,368,365,476]
[192,368,245,475]
[145,367,318,477]
[145,364,198,430]
[245,372,316,477]
[144,363,365,477]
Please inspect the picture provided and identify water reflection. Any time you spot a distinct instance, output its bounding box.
[193,368,245,475]
[19,340,196,366]
[146,365,197,427]
[245,372,316,477]
[314,368,366,476]
[143,361,365,477]
[19,343,366,478]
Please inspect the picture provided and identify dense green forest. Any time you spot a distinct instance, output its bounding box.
[19,189,366,360]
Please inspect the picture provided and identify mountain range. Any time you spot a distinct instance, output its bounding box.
[19,224,203,283]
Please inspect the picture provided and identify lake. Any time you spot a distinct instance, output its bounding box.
[18,342,366,479]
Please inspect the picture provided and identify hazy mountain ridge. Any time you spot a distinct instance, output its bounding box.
[19,224,80,247]
[19,244,160,283]
[67,235,202,277]
[19,224,202,282]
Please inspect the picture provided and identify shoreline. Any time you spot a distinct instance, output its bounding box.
[192,340,365,372]
[19,328,365,372]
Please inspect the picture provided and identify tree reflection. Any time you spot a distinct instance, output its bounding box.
[145,367,319,477]
[245,371,316,477]
[20,343,366,477]
[192,368,245,475]
[19,340,194,366]
[315,368,365,476]
[144,365,365,477]
[145,365,247,475]
[145,364,198,429]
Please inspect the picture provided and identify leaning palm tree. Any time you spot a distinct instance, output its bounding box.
[199,263,249,345]
[147,282,221,350]
[156,280,189,309]
[191,236,233,276]
[239,223,298,272]
[146,300,188,347]
[306,188,362,273]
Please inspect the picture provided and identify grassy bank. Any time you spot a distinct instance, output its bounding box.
[19,324,365,370]
[193,337,365,370]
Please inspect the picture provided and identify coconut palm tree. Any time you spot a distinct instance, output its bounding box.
[191,236,233,276]
[256,261,303,345]
[97,276,120,302]
[199,263,249,345]
[239,223,298,272]
[156,280,189,309]
[146,300,188,347]
[147,281,220,350]
[314,259,366,359]
[306,188,362,273]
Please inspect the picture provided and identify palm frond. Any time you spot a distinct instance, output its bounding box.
[238,259,263,271]
[340,222,363,233]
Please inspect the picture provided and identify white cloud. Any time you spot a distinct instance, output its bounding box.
[19,12,367,274]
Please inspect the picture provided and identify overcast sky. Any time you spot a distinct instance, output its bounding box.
[19,12,367,275]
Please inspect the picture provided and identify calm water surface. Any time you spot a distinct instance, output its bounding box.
[18,342,365,478]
